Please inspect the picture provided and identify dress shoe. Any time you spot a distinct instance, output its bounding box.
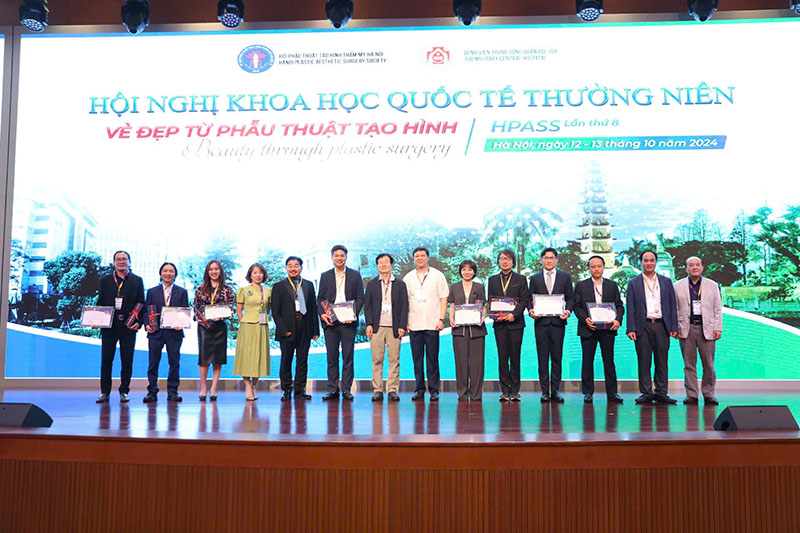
[704,396,720,405]
[143,393,158,403]
[388,392,400,401]
[510,393,521,402]
[199,395,207,401]
[411,391,425,401]
[209,395,217,402]
[499,393,511,402]
[654,394,677,405]
[322,392,340,401]
[372,392,384,402]
[539,393,550,403]
[342,392,354,401]
[295,392,312,400]
[281,391,292,402]
[551,392,565,403]
[96,393,109,403]
[583,394,593,403]
[607,394,624,404]
[119,392,130,403]
[683,396,699,405]
[430,392,440,402]
[635,394,655,404]
[167,393,183,402]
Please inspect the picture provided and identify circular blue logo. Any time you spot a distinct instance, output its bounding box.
[238,45,275,73]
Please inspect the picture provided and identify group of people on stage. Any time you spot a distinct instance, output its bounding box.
[95,246,722,407]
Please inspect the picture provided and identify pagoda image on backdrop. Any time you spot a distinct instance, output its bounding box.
[577,163,617,276]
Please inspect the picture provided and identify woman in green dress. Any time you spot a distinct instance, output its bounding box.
[234,263,271,400]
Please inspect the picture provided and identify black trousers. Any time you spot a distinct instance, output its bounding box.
[580,331,618,396]
[325,323,356,393]
[494,325,523,395]
[409,329,441,394]
[535,324,566,395]
[634,320,670,395]
[279,316,311,393]
[100,329,137,395]
[147,335,183,394]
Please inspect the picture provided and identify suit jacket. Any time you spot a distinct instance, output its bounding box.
[625,273,679,335]
[363,276,409,339]
[272,278,320,341]
[486,272,529,330]
[317,267,365,329]
[447,281,487,337]
[674,276,723,340]
[573,277,624,337]
[529,269,575,327]
[143,284,189,339]
[97,271,145,335]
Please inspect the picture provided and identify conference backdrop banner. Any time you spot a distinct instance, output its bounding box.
[6,19,800,380]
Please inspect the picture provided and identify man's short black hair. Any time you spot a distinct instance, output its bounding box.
[331,245,348,255]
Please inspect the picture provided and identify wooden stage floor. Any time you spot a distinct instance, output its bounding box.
[2,388,800,442]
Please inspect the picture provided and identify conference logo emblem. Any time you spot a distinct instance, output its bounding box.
[426,46,451,65]
[238,45,275,73]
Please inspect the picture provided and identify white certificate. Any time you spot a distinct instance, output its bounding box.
[80,306,114,328]
[454,304,482,326]
[588,303,617,323]
[160,307,192,329]
[204,304,232,320]
[331,301,356,322]
[533,294,566,316]
[489,299,516,312]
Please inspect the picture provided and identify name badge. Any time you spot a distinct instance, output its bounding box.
[692,300,702,316]
[416,294,426,303]
[295,299,301,312]
[381,303,391,316]
[115,297,123,310]
[258,313,267,324]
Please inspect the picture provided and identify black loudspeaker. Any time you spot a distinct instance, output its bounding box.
[713,405,799,431]
[0,403,53,427]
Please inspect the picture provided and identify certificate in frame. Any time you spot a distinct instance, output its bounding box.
[533,294,566,317]
[453,303,483,326]
[587,302,617,330]
[488,297,517,320]
[160,307,193,329]
[330,301,356,323]
[80,306,114,328]
[203,304,232,320]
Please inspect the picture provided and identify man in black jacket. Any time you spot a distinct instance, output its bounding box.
[96,250,145,403]
[272,256,320,401]
[364,253,408,402]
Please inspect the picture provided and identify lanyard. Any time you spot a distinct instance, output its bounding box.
[289,278,302,297]
[416,269,429,288]
[253,284,264,311]
[643,275,659,297]
[500,272,511,295]
[163,285,172,306]
[335,271,346,293]
[593,280,603,299]
[210,286,219,305]
[689,279,703,299]
[382,277,392,302]
[113,272,126,295]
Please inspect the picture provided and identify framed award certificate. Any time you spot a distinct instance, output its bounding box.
[533,294,566,316]
[80,306,114,328]
[160,307,193,329]
[330,301,356,323]
[203,304,232,320]
[488,297,517,319]
[453,303,483,326]
[587,303,617,330]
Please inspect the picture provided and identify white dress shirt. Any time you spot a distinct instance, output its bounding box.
[403,266,448,331]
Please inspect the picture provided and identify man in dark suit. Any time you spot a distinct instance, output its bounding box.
[529,247,574,403]
[364,253,408,402]
[272,256,320,402]
[142,262,189,403]
[573,255,625,404]
[626,250,679,404]
[317,244,364,401]
[96,250,145,403]
[487,249,530,402]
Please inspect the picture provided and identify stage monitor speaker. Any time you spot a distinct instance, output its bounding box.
[713,405,799,431]
[0,403,53,428]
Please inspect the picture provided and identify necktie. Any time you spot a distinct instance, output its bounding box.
[546,271,554,294]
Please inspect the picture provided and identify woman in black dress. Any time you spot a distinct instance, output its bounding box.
[194,260,235,400]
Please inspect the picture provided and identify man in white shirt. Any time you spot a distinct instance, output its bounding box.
[403,247,449,401]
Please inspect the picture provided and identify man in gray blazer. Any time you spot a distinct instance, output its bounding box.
[674,256,723,405]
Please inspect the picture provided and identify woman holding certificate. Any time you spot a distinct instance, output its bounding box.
[234,263,271,401]
[194,260,235,401]
[447,260,487,401]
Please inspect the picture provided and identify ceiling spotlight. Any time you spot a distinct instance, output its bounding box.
[121,0,150,35]
[576,0,603,22]
[688,0,718,22]
[453,0,481,26]
[325,0,353,29]
[792,0,800,15]
[218,0,244,28]
[19,0,48,32]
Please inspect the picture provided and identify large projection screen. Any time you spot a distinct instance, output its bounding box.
[6,18,800,382]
